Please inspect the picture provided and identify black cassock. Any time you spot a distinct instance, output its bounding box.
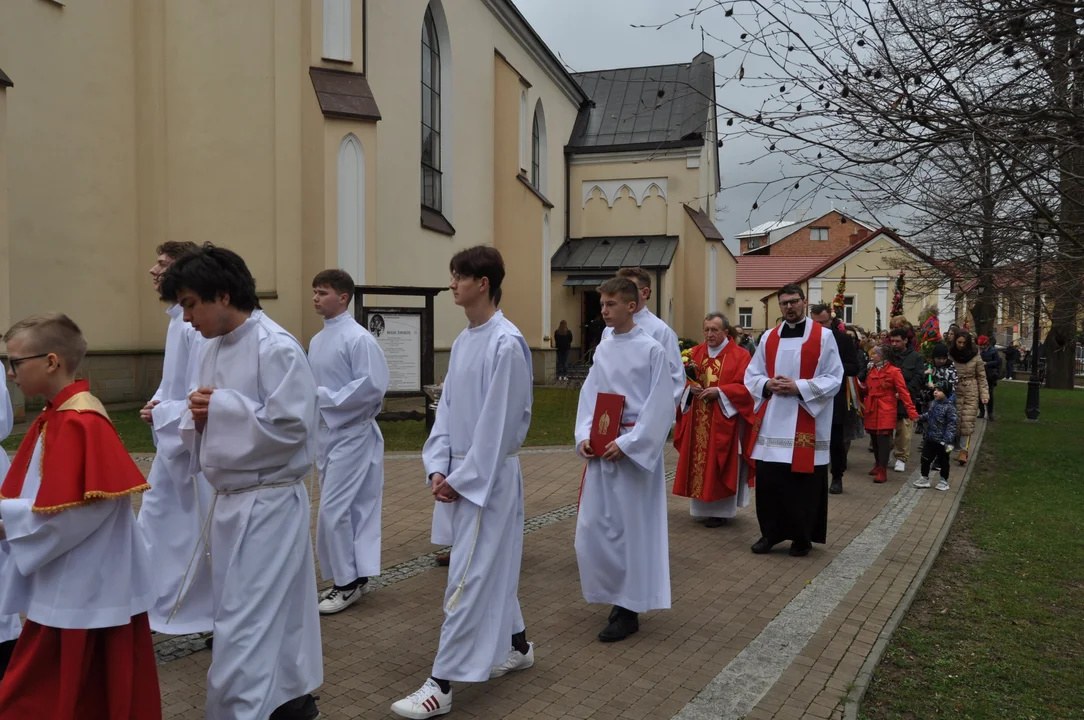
[754,320,829,546]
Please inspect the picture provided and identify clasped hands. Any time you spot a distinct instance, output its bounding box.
[577,439,626,462]
[765,375,800,397]
[187,386,216,433]
[430,473,460,503]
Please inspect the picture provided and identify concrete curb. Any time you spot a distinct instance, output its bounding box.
[843,419,990,720]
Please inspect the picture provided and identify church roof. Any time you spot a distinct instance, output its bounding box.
[568,52,715,154]
[551,235,678,271]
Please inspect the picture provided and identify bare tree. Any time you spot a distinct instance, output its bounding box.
[643,0,1084,387]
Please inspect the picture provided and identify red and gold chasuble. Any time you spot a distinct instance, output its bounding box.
[748,322,824,473]
[672,342,756,502]
[0,380,150,512]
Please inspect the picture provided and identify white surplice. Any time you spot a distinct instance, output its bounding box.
[180,310,322,720]
[309,312,389,585]
[744,320,843,465]
[0,435,155,630]
[0,380,22,644]
[602,305,685,406]
[681,339,751,519]
[421,310,532,683]
[136,304,215,635]
[575,325,674,613]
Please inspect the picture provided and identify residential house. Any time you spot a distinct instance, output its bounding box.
[736,210,875,257]
[749,229,955,333]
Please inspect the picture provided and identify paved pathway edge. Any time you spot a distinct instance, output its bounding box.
[842,419,989,720]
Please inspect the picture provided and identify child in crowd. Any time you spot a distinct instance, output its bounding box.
[915,379,958,491]
[859,345,919,483]
[924,343,958,407]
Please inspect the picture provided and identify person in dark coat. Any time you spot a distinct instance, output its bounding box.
[888,328,926,473]
[1003,343,1020,380]
[810,304,861,495]
[978,335,1001,420]
[914,377,958,491]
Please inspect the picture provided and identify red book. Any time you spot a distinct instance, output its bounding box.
[590,392,626,453]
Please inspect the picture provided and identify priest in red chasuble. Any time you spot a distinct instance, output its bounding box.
[0,314,160,720]
[673,313,756,528]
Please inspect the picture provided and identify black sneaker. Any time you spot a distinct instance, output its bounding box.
[598,607,639,643]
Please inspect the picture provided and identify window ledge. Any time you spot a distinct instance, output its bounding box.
[421,206,456,236]
[516,174,554,209]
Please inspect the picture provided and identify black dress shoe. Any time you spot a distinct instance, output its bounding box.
[789,541,812,557]
[598,607,639,643]
[270,694,320,720]
[608,605,621,623]
[751,537,775,554]
[829,479,843,495]
[704,517,727,528]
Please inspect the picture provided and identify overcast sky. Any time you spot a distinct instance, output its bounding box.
[512,0,850,253]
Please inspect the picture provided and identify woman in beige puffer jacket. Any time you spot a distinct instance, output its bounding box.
[951,331,988,465]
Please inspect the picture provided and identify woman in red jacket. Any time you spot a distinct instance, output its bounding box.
[860,345,919,483]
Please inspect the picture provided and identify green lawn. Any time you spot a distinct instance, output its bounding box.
[3,386,582,454]
[380,386,580,451]
[859,382,1084,720]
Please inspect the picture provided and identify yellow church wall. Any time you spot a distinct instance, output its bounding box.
[2,0,142,350]
[0,89,9,337]
[364,0,579,355]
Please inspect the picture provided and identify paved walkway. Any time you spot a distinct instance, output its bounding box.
[145,422,986,720]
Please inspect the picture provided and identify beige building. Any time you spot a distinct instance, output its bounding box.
[551,53,735,353]
[748,230,954,334]
[0,1,732,409]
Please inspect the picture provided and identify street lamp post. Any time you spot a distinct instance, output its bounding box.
[1025,221,1045,421]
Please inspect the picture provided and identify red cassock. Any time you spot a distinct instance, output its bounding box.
[0,380,160,720]
[672,342,757,502]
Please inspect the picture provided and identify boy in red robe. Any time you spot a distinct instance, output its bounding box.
[0,313,161,720]
[673,313,756,527]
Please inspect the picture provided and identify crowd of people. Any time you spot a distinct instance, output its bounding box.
[0,246,999,719]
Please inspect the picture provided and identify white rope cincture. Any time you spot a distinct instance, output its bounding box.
[444,506,482,613]
[167,478,303,624]
[441,451,519,613]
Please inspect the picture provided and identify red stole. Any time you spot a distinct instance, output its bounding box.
[750,322,824,473]
[0,380,150,513]
[672,342,756,502]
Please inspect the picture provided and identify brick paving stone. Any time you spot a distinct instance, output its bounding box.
[150,422,977,719]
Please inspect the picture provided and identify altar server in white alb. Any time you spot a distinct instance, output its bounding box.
[575,276,675,643]
[309,269,389,615]
[0,370,20,682]
[600,267,685,405]
[136,241,215,637]
[392,246,534,720]
[744,283,843,558]
[160,244,323,720]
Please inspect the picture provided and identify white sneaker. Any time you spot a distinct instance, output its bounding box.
[935,478,950,492]
[317,586,334,602]
[318,584,364,615]
[391,678,452,719]
[894,459,906,472]
[489,642,535,679]
[913,476,931,489]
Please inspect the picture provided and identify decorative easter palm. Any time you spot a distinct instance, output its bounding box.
[890,271,906,317]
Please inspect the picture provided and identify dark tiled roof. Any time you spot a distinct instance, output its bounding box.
[569,52,715,152]
[0,67,12,88]
[309,67,381,121]
[551,236,678,271]
[683,204,724,242]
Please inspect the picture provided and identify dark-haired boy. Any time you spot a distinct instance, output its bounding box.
[309,269,389,615]
[394,246,533,719]
[136,241,215,636]
[575,277,674,643]
[159,244,322,720]
[0,314,160,718]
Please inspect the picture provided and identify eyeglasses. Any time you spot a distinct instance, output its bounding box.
[4,353,49,371]
[778,298,803,308]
